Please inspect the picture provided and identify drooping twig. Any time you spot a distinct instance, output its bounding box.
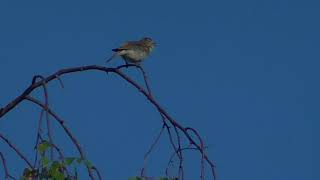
[0,152,16,180]
[32,75,54,160]
[114,68,217,179]
[47,140,71,176]
[164,122,183,179]
[135,65,153,97]
[55,74,65,88]
[0,133,33,168]
[186,127,206,180]
[92,166,102,180]
[33,109,45,168]
[166,145,206,177]
[0,64,217,179]
[173,125,184,180]
[140,124,166,177]
[24,96,97,180]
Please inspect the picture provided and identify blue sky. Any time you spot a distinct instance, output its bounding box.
[0,0,318,179]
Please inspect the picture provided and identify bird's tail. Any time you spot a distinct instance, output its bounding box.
[105,53,117,63]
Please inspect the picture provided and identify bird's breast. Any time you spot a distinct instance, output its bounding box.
[120,49,148,62]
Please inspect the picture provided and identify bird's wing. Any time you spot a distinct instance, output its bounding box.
[118,40,142,49]
[111,42,129,52]
[108,40,140,62]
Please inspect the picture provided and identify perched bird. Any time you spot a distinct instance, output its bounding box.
[106,37,156,65]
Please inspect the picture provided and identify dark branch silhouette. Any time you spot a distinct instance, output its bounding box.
[0,64,216,180]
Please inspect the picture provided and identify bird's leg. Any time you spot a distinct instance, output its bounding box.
[122,58,129,67]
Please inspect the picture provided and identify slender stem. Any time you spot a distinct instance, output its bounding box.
[25,96,96,180]
[32,75,54,160]
[0,133,33,168]
[0,64,217,180]
[140,124,165,177]
[0,151,16,180]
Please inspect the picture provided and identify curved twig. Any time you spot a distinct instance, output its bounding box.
[32,75,54,160]
[114,68,217,179]
[186,127,206,180]
[24,96,96,180]
[0,152,16,180]
[92,166,102,180]
[140,124,165,177]
[0,64,217,179]
[33,109,45,168]
[0,133,33,168]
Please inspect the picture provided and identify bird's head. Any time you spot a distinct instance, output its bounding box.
[141,37,156,51]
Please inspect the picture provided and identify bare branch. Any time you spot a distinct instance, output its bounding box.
[32,75,54,160]
[0,64,217,179]
[114,68,217,179]
[24,96,96,180]
[141,124,165,177]
[0,152,16,180]
[0,133,33,168]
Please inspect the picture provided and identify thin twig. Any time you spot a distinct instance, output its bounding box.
[47,140,71,176]
[92,166,102,180]
[173,125,184,180]
[32,75,54,160]
[55,74,65,88]
[0,133,33,168]
[135,65,153,97]
[0,65,125,118]
[114,68,217,179]
[0,152,16,180]
[186,127,206,180]
[164,122,182,178]
[166,145,202,175]
[33,109,45,168]
[24,96,96,180]
[140,124,165,177]
[0,64,217,180]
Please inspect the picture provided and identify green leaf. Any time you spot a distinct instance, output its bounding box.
[37,141,51,154]
[84,159,93,169]
[41,157,50,167]
[50,161,62,173]
[21,168,37,178]
[159,177,169,180]
[48,161,66,180]
[51,170,65,180]
[64,157,76,165]
[167,178,178,180]
[76,158,82,164]
[128,177,144,180]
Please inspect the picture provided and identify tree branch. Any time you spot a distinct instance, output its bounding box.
[0,133,33,168]
[24,96,97,180]
[0,64,217,179]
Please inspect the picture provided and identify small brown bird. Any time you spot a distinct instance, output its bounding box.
[106,37,156,65]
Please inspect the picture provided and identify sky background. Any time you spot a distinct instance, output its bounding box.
[0,0,318,179]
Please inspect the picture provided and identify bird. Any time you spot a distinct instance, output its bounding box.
[106,37,156,65]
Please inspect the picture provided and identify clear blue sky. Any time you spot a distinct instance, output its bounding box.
[0,0,318,179]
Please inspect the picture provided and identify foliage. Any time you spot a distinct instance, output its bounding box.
[21,140,93,180]
[0,65,216,180]
[129,177,178,180]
